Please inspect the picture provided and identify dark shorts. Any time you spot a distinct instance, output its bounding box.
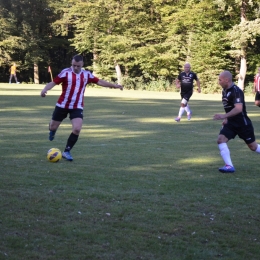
[220,123,255,144]
[255,91,260,101]
[52,106,83,122]
[180,89,193,102]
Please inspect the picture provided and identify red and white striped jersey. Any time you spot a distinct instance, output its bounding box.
[254,73,260,92]
[53,68,99,109]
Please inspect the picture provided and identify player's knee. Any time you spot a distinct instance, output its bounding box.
[49,121,60,131]
[73,128,81,135]
[248,142,257,151]
[217,135,227,144]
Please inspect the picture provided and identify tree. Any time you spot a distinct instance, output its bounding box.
[0,0,69,83]
[215,0,260,90]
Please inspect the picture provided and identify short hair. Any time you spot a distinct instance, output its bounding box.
[72,55,83,62]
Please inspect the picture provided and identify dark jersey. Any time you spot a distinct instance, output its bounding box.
[178,71,198,92]
[222,84,252,127]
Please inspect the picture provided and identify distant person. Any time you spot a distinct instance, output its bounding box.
[253,67,260,107]
[174,63,201,122]
[9,63,19,84]
[213,70,260,173]
[40,54,123,161]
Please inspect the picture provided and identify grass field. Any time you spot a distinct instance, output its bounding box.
[0,83,259,260]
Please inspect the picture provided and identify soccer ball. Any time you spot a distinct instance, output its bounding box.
[47,148,62,163]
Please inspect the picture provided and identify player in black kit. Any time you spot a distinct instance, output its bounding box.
[213,70,260,173]
[175,63,201,122]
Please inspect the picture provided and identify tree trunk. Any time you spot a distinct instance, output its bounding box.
[34,63,39,84]
[237,1,247,90]
[237,55,246,90]
[115,63,122,85]
[92,51,98,76]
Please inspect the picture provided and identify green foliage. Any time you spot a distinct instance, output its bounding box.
[122,75,174,91]
[1,0,260,90]
[244,81,254,95]
[229,19,260,52]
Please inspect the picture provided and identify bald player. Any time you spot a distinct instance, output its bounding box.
[213,70,260,173]
[175,63,201,122]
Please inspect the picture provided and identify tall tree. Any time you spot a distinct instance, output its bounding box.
[215,0,260,90]
[0,0,67,83]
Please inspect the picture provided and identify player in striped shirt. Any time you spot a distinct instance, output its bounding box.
[253,67,260,107]
[40,55,123,161]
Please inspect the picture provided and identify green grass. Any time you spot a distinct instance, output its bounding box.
[0,83,259,260]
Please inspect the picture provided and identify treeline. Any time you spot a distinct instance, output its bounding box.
[0,0,260,93]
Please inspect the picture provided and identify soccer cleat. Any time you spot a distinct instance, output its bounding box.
[187,111,192,120]
[62,151,73,161]
[218,165,235,173]
[49,130,56,141]
[175,117,181,122]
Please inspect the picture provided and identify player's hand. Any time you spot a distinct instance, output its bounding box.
[222,118,228,125]
[213,114,225,120]
[197,88,201,93]
[175,79,180,89]
[114,85,123,90]
[40,90,47,97]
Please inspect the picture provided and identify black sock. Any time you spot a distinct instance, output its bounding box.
[64,133,79,152]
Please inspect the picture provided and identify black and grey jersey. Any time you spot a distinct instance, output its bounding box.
[222,84,252,126]
[178,71,198,92]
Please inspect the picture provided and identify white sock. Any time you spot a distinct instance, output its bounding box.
[178,107,185,118]
[218,143,233,167]
[185,104,191,114]
[255,144,260,153]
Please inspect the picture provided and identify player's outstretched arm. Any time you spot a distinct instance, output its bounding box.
[40,82,56,97]
[97,79,123,90]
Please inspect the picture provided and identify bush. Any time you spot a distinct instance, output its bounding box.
[122,76,177,92]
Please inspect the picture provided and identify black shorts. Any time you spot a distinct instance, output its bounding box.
[180,89,193,102]
[52,106,83,122]
[220,123,255,144]
[255,91,260,101]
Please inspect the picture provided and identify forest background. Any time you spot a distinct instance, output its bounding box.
[1,0,260,93]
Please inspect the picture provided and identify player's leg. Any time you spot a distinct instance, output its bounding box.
[175,93,183,122]
[49,120,61,141]
[239,124,260,153]
[9,74,12,83]
[246,141,260,152]
[184,90,193,120]
[217,125,236,173]
[185,103,192,120]
[175,92,187,122]
[49,106,66,141]
[185,103,190,114]
[62,109,83,161]
[254,92,260,107]
[175,101,186,122]
[14,75,18,83]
